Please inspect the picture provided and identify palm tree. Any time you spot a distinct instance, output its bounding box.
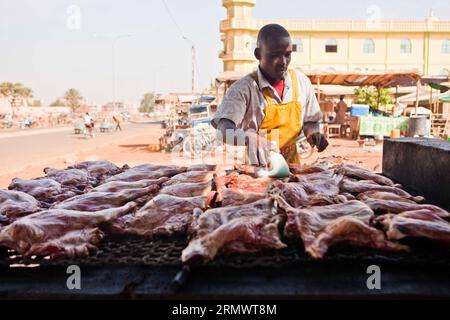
[0,82,33,108]
[64,88,83,113]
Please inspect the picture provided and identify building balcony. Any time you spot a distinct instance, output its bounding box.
[219,51,255,61]
[223,0,256,8]
[220,19,258,32]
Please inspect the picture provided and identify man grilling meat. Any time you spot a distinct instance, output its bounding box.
[213,24,328,167]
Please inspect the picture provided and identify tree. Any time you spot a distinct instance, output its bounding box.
[354,86,393,110]
[64,88,83,113]
[0,82,33,108]
[50,99,65,107]
[32,99,42,107]
[139,92,158,113]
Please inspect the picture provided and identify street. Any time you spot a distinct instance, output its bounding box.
[0,122,164,187]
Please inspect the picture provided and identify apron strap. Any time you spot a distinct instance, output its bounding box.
[289,69,300,102]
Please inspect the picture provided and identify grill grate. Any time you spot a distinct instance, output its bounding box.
[1,235,449,269]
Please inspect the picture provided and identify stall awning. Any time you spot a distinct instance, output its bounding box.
[216,69,423,88]
[305,70,422,88]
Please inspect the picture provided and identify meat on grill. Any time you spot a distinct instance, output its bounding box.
[187,164,218,172]
[110,193,215,237]
[0,189,41,224]
[220,188,266,207]
[375,209,450,245]
[68,160,124,182]
[289,170,335,183]
[339,178,424,202]
[276,196,409,259]
[160,181,212,198]
[0,202,136,258]
[44,167,96,190]
[357,191,417,204]
[104,164,186,183]
[271,174,343,208]
[182,199,286,265]
[213,172,271,204]
[288,163,327,175]
[227,173,272,194]
[8,177,78,205]
[90,177,169,193]
[359,198,449,218]
[335,164,395,186]
[52,185,159,211]
[162,170,215,187]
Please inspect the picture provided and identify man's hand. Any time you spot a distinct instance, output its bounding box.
[246,131,279,168]
[306,132,329,152]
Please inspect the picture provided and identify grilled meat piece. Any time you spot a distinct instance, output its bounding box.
[276,196,408,259]
[0,189,41,224]
[160,181,212,197]
[187,164,218,172]
[221,188,266,207]
[52,185,159,211]
[360,198,449,218]
[357,191,418,204]
[91,177,169,193]
[104,164,186,183]
[334,164,395,186]
[376,209,450,245]
[163,170,215,187]
[44,167,96,190]
[110,193,215,237]
[68,160,124,182]
[271,174,343,208]
[182,199,286,265]
[0,202,136,258]
[340,178,422,202]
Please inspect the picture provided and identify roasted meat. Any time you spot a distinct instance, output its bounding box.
[182,199,286,264]
[0,202,136,258]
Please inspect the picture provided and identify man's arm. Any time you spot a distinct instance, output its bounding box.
[216,118,275,167]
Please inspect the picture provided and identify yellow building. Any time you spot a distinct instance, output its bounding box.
[219,0,450,77]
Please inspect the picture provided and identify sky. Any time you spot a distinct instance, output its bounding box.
[0,0,449,105]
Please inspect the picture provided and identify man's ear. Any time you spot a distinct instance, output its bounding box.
[254,48,261,60]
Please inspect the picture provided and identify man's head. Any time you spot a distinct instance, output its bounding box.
[254,24,292,84]
[340,95,345,101]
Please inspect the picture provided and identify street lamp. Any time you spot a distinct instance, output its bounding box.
[94,33,133,111]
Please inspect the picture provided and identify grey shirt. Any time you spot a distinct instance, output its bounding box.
[212,67,322,133]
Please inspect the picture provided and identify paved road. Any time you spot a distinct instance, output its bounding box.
[0,122,162,175]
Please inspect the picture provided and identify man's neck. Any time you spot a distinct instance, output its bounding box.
[259,66,285,86]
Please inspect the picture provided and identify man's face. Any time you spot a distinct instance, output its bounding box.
[256,37,292,83]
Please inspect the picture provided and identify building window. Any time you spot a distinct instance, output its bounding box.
[363,38,375,54]
[400,38,412,54]
[292,38,303,53]
[353,68,363,73]
[325,38,338,53]
[442,39,450,54]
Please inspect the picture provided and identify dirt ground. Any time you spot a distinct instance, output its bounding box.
[0,127,383,188]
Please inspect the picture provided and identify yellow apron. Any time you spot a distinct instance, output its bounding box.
[251,69,303,164]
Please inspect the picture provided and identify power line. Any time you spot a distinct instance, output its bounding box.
[161,0,186,39]
[161,0,200,92]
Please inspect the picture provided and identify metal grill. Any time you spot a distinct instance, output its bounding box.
[1,235,449,270]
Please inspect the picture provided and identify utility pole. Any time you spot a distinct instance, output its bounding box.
[184,37,197,93]
[191,44,196,93]
[94,33,132,111]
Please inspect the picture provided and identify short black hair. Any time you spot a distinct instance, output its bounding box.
[257,24,291,48]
